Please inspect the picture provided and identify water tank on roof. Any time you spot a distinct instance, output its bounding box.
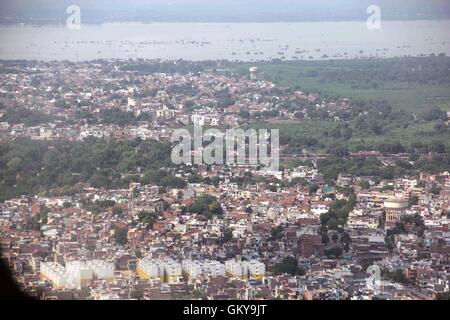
[384,198,408,210]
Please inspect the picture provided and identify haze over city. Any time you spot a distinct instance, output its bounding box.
[0,0,449,305]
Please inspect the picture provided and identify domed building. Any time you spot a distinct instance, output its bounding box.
[383,198,409,224]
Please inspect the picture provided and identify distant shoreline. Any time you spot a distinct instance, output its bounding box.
[0,17,449,26]
[0,55,446,64]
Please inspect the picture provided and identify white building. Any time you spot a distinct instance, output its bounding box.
[40,260,115,290]
[225,259,265,280]
[87,260,115,280]
[137,257,182,283]
[40,262,66,289]
[65,261,93,290]
[181,260,226,281]
[137,258,161,280]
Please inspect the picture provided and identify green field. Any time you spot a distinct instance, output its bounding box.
[247,118,449,154]
[231,57,450,112]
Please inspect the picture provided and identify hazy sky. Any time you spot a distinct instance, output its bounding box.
[1,0,450,22]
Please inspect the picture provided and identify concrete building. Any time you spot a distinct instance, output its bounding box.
[137,257,182,283]
[182,259,226,281]
[40,262,66,289]
[384,198,409,224]
[225,259,265,280]
[40,260,115,290]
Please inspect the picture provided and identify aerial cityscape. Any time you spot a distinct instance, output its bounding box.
[0,1,449,302]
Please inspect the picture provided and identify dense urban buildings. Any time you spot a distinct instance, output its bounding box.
[0,59,449,300]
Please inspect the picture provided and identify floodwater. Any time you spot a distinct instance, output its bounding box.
[0,20,449,61]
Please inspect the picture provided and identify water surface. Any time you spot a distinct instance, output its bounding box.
[0,21,449,61]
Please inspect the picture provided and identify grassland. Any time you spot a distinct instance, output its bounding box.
[247,118,448,154]
[230,57,450,113]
